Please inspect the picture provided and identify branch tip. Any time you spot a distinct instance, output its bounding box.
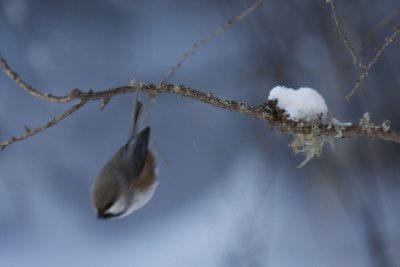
[99,97,111,110]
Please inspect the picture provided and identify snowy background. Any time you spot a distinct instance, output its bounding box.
[0,0,400,266]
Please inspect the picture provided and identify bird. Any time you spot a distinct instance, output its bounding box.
[91,100,158,219]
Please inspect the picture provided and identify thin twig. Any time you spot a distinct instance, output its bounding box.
[346,26,400,101]
[99,96,111,110]
[161,0,263,83]
[327,1,400,101]
[0,54,76,103]
[0,100,87,150]
[327,0,360,65]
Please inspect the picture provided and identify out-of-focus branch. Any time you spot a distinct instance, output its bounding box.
[327,0,360,65]
[346,26,400,101]
[161,0,263,83]
[334,170,394,267]
[327,1,400,101]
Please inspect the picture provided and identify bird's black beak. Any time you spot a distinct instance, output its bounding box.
[97,211,123,220]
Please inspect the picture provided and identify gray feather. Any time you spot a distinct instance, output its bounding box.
[124,127,151,184]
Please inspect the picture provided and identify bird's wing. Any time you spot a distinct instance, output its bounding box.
[123,127,151,185]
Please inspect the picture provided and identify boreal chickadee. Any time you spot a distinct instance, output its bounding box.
[92,100,158,219]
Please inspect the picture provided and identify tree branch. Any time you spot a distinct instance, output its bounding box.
[326,1,400,101]
[347,26,400,101]
[1,74,399,149]
[0,100,87,151]
[327,0,360,65]
[0,54,76,103]
[265,100,400,144]
[161,0,263,83]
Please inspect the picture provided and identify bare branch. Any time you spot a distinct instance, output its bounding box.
[0,54,76,103]
[346,26,400,101]
[327,0,360,65]
[99,96,111,110]
[326,1,400,101]
[2,79,400,148]
[0,100,87,150]
[2,49,400,148]
[161,0,263,83]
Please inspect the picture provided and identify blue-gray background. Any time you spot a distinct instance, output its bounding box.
[0,0,399,266]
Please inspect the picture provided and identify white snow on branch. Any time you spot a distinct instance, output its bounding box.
[268,86,351,126]
[268,86,352,167]
[268,86,328,122]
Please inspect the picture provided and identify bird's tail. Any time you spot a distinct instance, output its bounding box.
[129,99,143,140]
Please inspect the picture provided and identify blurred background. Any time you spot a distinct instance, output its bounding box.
[0,0,399,266]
